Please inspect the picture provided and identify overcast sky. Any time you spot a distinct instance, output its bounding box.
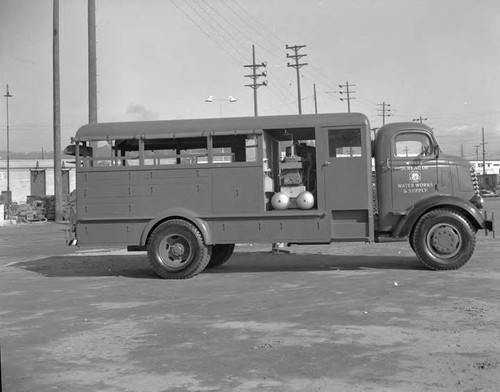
[0,0,499,159]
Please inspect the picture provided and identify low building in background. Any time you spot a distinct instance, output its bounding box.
[0,158,76,204]
[470,160,500,175]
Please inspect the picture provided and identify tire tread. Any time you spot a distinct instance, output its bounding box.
[411,208,476,271]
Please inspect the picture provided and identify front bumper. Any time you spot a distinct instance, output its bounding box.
[65,223,78,246]
[484,211,495,239]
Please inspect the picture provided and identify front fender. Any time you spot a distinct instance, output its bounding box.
[139,208,212,246]
[394,195,485,238]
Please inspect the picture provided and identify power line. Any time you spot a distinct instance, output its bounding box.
[356,96,379,110]
[200,0,258,50]
[229,0,285,50]
[184,2,376,114]
[182,0,248,60]
[214,2,341,107]
[171,0,243,64]
[172,0,296,112]
[216,1,300,110]
[172,1,500,123]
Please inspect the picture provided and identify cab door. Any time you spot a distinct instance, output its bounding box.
[390,130,438,213]
[320,126,374,241]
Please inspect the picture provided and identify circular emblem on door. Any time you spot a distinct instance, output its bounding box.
[409,171,422,183]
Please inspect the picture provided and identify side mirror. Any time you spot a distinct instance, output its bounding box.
[64,144,93,157]
[434,145,440,158]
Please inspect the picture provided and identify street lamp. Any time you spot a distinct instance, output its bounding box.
[205,95,237,117]
[3,84,13,219]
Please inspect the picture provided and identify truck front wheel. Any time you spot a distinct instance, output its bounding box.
[411,209,476,270]
[147,219,212,279]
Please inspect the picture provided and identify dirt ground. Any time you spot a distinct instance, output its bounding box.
[1,199,500,392]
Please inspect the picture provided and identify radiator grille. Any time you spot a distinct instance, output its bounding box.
[470,166,480,195]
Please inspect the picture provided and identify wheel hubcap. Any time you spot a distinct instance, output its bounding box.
[158,234,193,270]
[426,223,462,259]
[171,243,185,257]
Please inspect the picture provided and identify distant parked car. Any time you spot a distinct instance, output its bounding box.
[480,189,498,198]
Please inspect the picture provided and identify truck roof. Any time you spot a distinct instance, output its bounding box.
[376,121,433,137]
[74,112,370,142]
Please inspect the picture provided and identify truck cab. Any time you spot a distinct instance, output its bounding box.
[374,122,491,269]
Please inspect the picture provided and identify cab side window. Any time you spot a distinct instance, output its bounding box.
[394,132,433,158]
[328,129,362,157]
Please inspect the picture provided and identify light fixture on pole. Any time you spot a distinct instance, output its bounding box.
[412,116,428,124]
[3,84,13,219]
[205,96,237,117]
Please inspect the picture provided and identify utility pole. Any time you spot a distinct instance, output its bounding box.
[3,85,13,219]
[474,145,480,161]
[338,82,356,113]
[313,83,318,114]
[286,44,308,114]
[244,45,267,117]
[53,0,63,222]
[377,102,391,126]
[88,0,98,150]
[413,115,428,124]
[481,127,487,175]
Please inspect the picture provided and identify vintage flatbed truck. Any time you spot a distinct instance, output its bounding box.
[65,113,494,279]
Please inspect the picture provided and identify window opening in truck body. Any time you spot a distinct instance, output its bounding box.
[328,128,362,158]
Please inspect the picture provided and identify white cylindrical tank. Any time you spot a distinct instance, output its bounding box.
[271,192,290,210]
[296,191,314,210]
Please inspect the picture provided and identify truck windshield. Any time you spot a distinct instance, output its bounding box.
[394,132,433,157]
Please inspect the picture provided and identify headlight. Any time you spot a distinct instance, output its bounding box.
[470,194,484,210]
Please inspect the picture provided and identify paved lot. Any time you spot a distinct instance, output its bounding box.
[1,199,500,392]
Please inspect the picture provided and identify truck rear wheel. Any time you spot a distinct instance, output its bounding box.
[206,244,235,268]
[411,209,476,270]
[147,219,212,279]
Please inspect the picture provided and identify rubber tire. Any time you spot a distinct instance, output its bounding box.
[411,208,476,270]
[206,244,235,268]
[147,219,212,279]
[409,235,416,252]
